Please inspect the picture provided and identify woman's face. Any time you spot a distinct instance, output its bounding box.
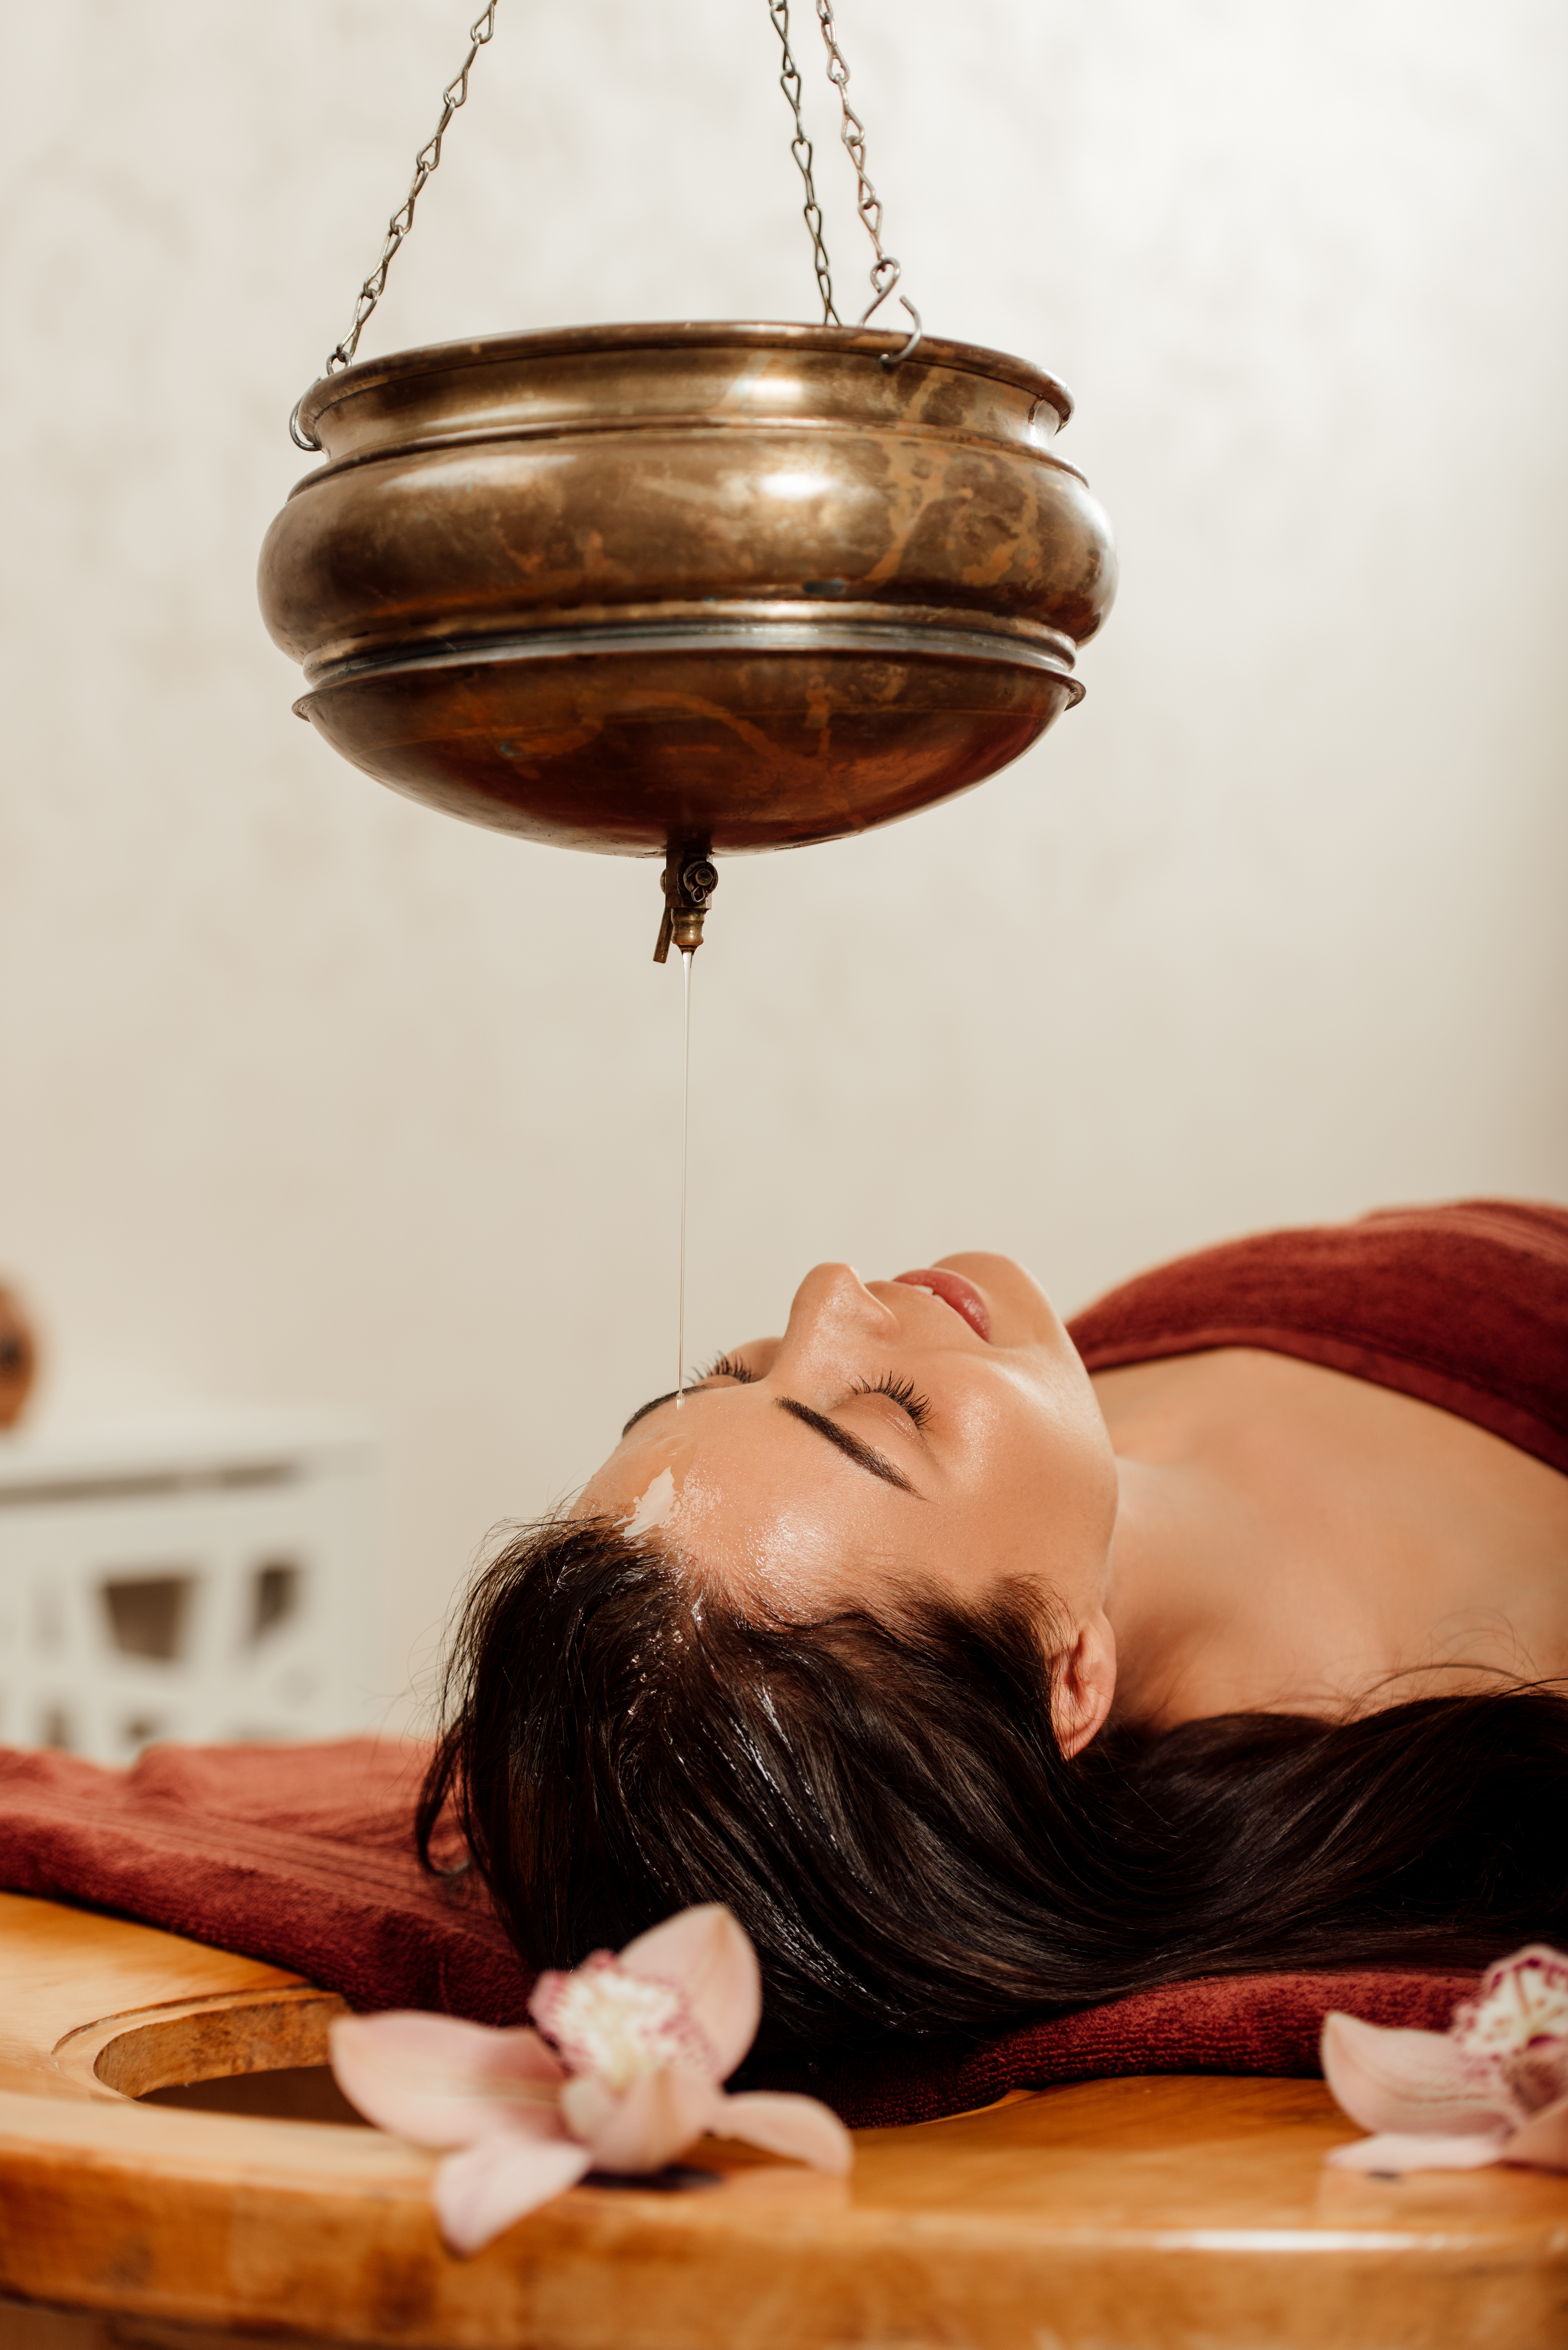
[576,1254,1118,1637]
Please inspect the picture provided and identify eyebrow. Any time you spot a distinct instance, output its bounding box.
[774,1397,917,1494]
[620,1386,919,1495]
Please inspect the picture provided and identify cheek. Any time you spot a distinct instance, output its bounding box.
[961,1375,1114,1545]
[1039,1376,1118,1518]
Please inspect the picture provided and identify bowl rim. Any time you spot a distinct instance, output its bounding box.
[293,319,1074,445]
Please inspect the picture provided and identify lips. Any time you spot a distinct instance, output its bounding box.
[892,1268,992,1342]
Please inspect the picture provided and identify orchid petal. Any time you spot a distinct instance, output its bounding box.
[714,2089,854,2175]
[433,2130,592,2254]
[330,2012,565,2149]
[1327,2129,1511,2173]
[1505,2092,1568,2173]
[557,2072,618,2146]
[618,1904,761,2080]
[1320,2010,1519,2138]
[569,2064,726,2174]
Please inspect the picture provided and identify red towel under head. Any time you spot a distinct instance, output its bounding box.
[0,1738,1473,2129]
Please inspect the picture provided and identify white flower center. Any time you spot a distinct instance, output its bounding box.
[544,1959,703,2092]
[1455,1946,1568,2058]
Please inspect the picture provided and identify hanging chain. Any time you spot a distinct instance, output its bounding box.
[766,3,839,326]
[812,0,920,362]
[289,0,922,446]
[290,2,500,448]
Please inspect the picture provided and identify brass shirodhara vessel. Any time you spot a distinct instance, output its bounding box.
[259,322,1117,946]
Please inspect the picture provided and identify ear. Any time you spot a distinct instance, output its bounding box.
[1050,1609,1117,1758]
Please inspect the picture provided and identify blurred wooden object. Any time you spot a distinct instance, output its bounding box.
[0,1285,36,1429]
[0,1889,1563,2350]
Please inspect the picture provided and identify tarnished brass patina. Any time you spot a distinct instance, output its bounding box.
[258,321,1117,921]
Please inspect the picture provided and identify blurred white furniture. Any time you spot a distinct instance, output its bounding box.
[0,1409,377,1762]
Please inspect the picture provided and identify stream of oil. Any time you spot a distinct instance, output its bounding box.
[674,945,693,1411]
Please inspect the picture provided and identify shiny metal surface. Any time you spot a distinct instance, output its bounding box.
[654,850,720,962]
[259,320,1117,860]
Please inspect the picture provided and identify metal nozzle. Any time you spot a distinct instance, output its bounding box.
[653,848,719,962]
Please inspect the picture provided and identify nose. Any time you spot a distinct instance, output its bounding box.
[779,1262,899,1365]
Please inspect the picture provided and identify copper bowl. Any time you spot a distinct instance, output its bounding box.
[258,322,1117,859]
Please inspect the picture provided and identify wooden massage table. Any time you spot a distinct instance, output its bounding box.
[0,1893,1564,2349]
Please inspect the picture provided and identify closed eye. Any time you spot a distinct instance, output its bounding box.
[848,1370,932,1431]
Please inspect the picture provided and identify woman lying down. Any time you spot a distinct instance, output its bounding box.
[419,1198,1568,2059]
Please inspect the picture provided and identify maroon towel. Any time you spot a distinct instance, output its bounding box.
[0,1739,1474,2130]
[1068,1198,1568,1474]
[0,1739,527,2026]
[757,1967,1476,2129]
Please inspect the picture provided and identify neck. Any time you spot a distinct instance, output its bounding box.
[1099,1455,1216,1727]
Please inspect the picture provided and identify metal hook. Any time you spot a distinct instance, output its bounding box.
[860,293,923,369]
[288,396,322,454]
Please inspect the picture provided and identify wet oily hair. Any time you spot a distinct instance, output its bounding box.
[418,1515,1568,2056]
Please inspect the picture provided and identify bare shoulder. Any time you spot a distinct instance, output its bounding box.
[1095,1349,1568,1719]
[1094,1348,1568,1509]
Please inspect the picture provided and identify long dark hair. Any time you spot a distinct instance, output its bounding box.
[418,1515,1568,2055]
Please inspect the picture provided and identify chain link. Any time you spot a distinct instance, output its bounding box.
[766,2,839,326]
[290,2,500,449]
[812,0,920,362]
[289,0,922,447]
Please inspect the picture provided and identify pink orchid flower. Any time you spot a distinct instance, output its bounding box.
[1323,1942,1568,2174]
[328,1903,852,2253]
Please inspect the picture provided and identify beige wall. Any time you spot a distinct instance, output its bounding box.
[3,0,1564,1716]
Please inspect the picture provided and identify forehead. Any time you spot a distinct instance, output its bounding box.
[579,1397,910,1601]
[579,1413,699,1510]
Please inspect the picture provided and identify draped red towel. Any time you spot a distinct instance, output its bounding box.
[1066,1197,1568,1475]
[0,1737,1473,2130]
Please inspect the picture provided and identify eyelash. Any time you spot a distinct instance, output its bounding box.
[849,1371,932,1431]
[695,1354,929,1432]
